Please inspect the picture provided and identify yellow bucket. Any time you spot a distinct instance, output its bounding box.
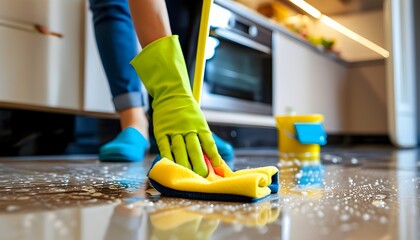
[275,114,324,161]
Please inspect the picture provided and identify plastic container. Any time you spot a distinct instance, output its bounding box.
[275,114,325,161]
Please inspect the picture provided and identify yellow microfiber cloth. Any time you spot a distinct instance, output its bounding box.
[147,156,279,202]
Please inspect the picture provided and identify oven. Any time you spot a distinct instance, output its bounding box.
[200,3,273,116]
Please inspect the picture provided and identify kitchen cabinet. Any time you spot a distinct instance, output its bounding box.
[272,27,387,135]
[209,0,388,135]
[0,0,84,111]
[0,0,117,115]
[272,31,349,133]
[0,0,389,136]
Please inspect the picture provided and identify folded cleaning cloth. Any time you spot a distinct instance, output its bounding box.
[148,157,279,202]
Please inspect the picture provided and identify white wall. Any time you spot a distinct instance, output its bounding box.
[346,63,387,134]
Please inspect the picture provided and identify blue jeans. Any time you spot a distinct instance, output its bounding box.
[89,0,144,111]
[89,0,202,111]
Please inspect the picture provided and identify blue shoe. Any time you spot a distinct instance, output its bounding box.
[212,133,235,168]
[99,127,149,162]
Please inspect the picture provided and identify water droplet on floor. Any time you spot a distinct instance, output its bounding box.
[200,207,214,214]
[379,216,388,224]
[91,192,102,197]
[362,213,370,221]
[339,223,353,232]
[17,196,30,200]
[258,226,269,234]
[375,194,387,200]
[233,222,244,232]
[372,200,386,208]
[317,210,325,218]
[340,214,350,222]
[6,205,20,212]
[49,188,66,193]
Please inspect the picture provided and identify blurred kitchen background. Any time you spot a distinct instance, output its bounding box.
[0,0,418,157]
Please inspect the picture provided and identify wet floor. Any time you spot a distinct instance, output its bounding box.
[0,147,419,240]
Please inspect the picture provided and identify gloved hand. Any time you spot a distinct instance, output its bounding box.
[130,35,222,177]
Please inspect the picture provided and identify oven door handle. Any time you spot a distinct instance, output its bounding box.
[213,28,271,54]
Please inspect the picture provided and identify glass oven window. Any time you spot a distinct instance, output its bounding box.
[204,36,272,105]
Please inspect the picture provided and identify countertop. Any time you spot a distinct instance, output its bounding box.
[216,0,386,66]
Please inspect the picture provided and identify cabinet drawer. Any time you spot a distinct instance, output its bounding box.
[0,0,53,29]
[0,0,84,110]
[0,25,79,109]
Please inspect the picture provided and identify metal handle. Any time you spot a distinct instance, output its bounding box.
[213,28,271,54]
[0,18,63,38]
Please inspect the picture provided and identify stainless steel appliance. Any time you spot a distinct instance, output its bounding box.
[200,3,273,115]
[385,0,419,147]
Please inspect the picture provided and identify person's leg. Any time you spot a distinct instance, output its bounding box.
[89,0,149,162]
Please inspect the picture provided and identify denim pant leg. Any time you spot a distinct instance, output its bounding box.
[89,0,144,111]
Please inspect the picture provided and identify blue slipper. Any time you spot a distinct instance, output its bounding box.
[99,127,149,162]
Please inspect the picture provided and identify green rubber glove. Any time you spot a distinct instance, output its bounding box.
[130,35,222,177]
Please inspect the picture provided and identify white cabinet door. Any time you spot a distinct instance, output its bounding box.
[273,31,348,134]
[0,0,84,110]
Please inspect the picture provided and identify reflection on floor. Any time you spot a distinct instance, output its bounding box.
[0,147,419,240]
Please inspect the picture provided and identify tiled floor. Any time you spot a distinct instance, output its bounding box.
[0,146,419,240]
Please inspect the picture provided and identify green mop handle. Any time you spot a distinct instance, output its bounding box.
[192,0,214,104]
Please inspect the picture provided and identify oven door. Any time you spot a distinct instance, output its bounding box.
[201,22,273,115]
